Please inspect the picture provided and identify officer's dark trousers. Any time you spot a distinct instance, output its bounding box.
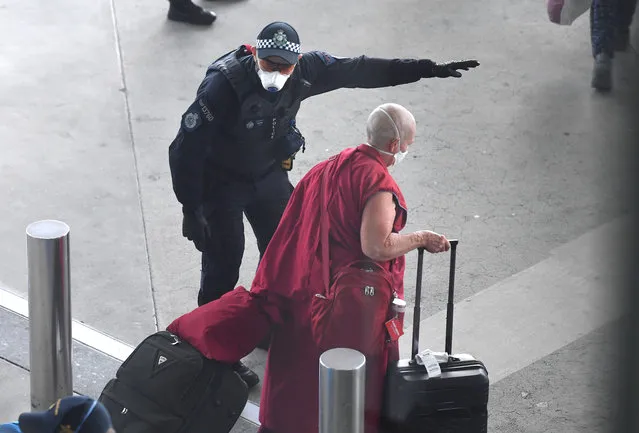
[591,0,637,57]
[197,168,294,306]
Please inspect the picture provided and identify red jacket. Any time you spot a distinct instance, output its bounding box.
[168,144,408,433]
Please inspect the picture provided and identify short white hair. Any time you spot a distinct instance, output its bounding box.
[366,103,415,150]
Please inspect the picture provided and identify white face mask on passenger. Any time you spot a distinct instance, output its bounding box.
[368,145,408,166]
[257,66,290,92]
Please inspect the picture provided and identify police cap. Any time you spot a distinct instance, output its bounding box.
[256,21,301,65]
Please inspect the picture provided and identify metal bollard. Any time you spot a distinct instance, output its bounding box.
[26,220,73,410]
[319,348,366,433]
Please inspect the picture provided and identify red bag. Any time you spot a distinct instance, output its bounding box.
[310,156,394,356]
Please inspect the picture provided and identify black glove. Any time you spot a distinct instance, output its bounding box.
[432,60,480,78]
[182,206,211,252]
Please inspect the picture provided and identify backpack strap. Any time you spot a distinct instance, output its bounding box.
[320,158,334,295]
[213,45,254,102]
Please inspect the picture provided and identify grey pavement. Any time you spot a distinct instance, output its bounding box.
[0,358,30,421]
[1,0,638,431]
[488,321,620,433]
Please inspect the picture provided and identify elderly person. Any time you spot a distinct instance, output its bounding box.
[168,102,450,433]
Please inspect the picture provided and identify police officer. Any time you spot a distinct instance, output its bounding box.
[168,21,479,387]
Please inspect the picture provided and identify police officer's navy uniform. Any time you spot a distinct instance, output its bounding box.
[168,21,478,387]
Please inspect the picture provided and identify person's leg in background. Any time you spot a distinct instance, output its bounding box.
[591,0,616,90]
[167,0,216,26]
[614,0,638,51]
[244,169,295,351]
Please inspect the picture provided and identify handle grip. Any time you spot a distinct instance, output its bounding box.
[417,239,458,253]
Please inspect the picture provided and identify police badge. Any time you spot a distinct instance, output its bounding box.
[182,111,201,132]
[273,29,287,47]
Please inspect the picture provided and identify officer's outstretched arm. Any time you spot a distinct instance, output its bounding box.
[299,51,479,98]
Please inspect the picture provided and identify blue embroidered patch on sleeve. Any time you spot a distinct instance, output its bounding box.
[182,111,202,132]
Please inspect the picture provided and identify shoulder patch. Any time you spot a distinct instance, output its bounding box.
[182,111,202,132]
[181,98,216,132]
[317,51,337,66]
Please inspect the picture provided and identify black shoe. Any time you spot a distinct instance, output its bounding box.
[233,361,259,389]
[168,1,216,25]
[613,29,630,52]
[591,53,612,92]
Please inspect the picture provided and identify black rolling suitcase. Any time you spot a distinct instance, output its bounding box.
[381,240,490,433]
[98,330,249,433]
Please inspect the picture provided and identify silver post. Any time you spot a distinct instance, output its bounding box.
[319,348,366,433]
[26,220,73,410]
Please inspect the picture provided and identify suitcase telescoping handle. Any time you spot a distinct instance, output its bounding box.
[411,239,459,361]
[444,239,458,355]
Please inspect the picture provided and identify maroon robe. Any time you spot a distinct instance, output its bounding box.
[168,144,408,433]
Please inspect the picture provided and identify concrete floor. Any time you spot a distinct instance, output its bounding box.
[0,0,637,431]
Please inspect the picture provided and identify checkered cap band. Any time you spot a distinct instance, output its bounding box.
[256,38,301,54]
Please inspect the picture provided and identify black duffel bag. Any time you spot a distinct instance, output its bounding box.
[98,331,249,433]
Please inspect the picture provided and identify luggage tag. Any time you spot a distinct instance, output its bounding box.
[385,318,403,341]
[415,349,444,378]
[417,349,449,364]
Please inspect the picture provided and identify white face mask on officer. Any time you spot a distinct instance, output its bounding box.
[257,66,290,92]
